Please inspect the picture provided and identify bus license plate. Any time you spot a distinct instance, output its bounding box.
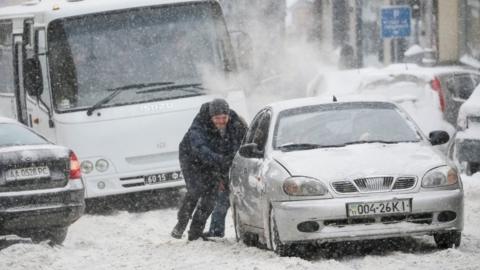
[144,171,183,185]
[5,166,51,181]
[347,199,411,217]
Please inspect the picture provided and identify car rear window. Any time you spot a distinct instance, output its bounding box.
[0,123,48,147]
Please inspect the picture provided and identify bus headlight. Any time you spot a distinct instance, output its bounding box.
[81,160,94,174]
[95,159,109,172]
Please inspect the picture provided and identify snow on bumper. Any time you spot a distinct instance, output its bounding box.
[272,189,463,244]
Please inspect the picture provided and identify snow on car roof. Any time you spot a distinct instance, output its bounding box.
[458,84,480,129]
[384,64,480,78]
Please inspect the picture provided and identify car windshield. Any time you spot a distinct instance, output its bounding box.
[0,123,48,147]
[274,102,421,150]
[47,3,231,112]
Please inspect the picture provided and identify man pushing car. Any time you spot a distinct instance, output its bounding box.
[171,98,248,240]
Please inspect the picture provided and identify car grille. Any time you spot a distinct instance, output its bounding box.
[354,177,394,192]
[0,160,69,192]
[332,176,417,194]
[119,176,146,188]
[392,177,416,190]
[331,181,358,193]
[324,213,433,227]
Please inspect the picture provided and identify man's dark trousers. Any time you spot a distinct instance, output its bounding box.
[176,158,219,239]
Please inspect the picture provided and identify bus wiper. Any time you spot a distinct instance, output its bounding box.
[136,83,204,94]
[86,81,174,116]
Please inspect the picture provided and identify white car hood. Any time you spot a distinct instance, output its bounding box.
[271,142,445,182]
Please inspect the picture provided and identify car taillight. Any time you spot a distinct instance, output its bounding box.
[430,77,446,112]
[69,151,82,180]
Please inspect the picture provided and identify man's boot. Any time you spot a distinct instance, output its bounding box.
[171,220,188,239]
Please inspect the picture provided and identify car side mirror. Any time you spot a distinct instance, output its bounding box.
[239,143,263,159]
[24,58,43,97]
[429,130,450,145]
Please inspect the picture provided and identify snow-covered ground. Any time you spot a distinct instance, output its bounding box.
[1,174,479,270]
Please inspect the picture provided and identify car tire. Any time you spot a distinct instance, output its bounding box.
[467,162,480,176]
[233,204,257,247]
[269,207,291,256]
[31,227,68,246]
[434,231,461,249]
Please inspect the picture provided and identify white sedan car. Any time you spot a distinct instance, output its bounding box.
[230,98,463,256]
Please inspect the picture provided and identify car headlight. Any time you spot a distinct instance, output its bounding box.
[95,159,109,172]
[80,160,94,174]
[422,166,459,188]
[283,176,328,196]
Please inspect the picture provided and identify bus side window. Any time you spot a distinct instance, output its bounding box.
[0,21,14,94]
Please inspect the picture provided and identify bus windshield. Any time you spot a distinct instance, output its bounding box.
[47,3,232,112]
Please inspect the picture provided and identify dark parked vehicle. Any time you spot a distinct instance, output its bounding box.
[0,117,85,245]
[449,85,480,176]
[442,70,480,126]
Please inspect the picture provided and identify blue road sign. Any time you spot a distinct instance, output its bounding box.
[381,6,411,38]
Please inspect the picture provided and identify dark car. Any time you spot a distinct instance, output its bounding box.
[0,117,85,245]
[441,70,480,126]
[449,85,480,176]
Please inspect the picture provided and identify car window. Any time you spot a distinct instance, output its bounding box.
[243,110,265,145]
[448,74,477,100]
[0,123,48,147]
[252,110,271,151]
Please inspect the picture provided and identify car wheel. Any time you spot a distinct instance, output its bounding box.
[434,231,461,249]
[233,204,257,246]
[31,227,68,246]
[269,207,291,256]
[468,162,480,175]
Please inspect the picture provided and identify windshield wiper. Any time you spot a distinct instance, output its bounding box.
[278,143,327,152]
[136,83,204,94]
[343,140,409,146]
[86,81,174,116]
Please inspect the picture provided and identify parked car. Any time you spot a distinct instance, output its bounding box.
[0,117,85,245]
[449,85,480,175]
[307,64,480,132]
[230,97,463,256]
[383,64,480,126]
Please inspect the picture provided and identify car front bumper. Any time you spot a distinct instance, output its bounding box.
[0,180,85,233]
[272,189,463,244]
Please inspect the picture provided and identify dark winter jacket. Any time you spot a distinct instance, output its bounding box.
[179,102,248,184]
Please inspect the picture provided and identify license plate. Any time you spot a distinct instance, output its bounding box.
[144,171,183,185]
[347,199,411,217]
[5,166,51,181]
